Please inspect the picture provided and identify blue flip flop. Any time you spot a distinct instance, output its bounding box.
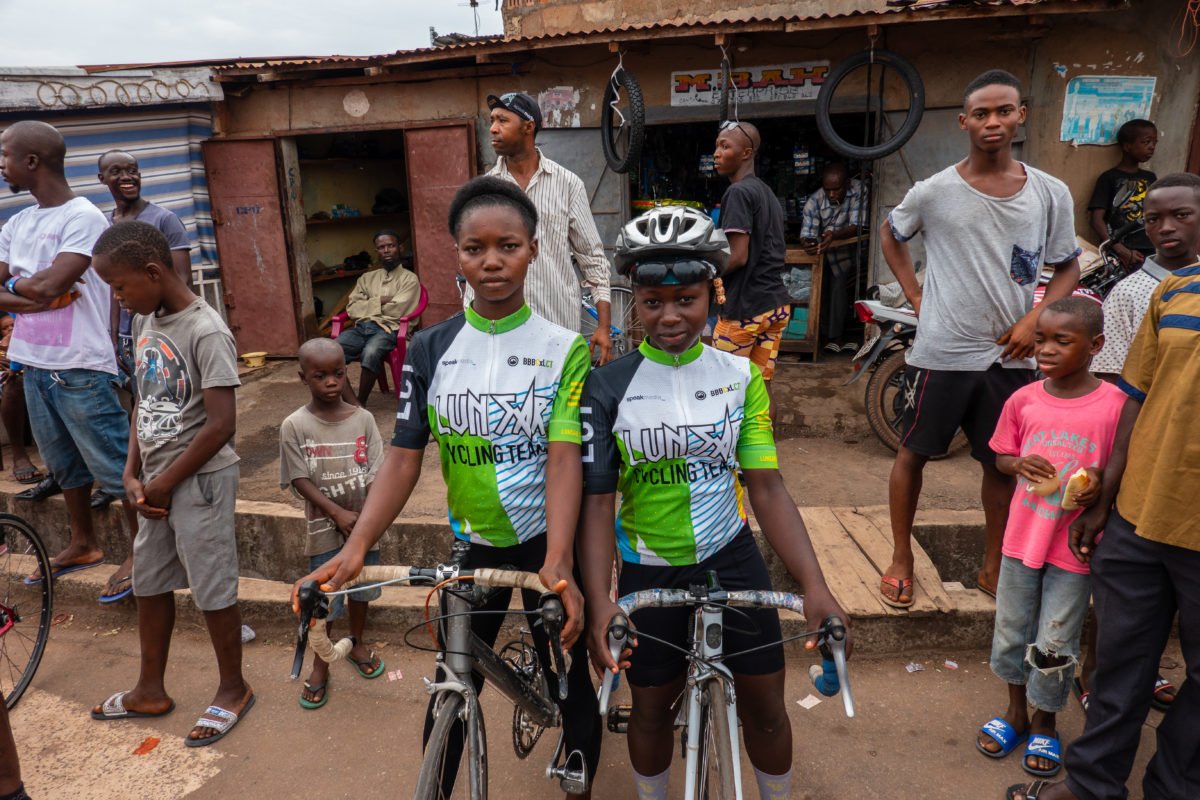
[977,716,1027,759]
[24,557,106,586]
[98,575,133,604]
[1023,732,1063,778]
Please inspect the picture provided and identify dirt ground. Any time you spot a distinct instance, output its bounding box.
[232,355,984,517]
[9,617,1177,800]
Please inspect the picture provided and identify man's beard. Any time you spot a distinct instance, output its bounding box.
[7,183,23,194]
[382,258,401,272]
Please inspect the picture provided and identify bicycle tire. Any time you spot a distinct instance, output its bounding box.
[816,49,925,161]
[414,692,489,800]
[601,67,645,174]
[1,514,52,710]
[698,684,737,799]
[580,285,641,359]
[717,58,732,122]
[864,348,966,460]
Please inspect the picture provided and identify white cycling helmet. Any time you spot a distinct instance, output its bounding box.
[615,206,730,276]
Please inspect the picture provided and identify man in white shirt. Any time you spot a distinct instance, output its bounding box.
[484,91,613,363]
[0,121,138,594]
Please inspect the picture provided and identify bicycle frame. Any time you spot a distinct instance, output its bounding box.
[682,602,743,800]
[598,581,854,800]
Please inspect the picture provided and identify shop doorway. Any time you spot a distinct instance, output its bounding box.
[630,113,873,358]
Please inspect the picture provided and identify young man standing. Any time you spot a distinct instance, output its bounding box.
[0,121,141,595]
[877,70,1081,608]
[484,91,613,363]
[1005,173,1200,800]
[712,121,790,408]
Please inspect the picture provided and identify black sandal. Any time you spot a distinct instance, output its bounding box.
[1005,780,1050,799]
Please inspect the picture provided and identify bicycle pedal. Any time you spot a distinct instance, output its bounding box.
[606,703,631,734]
[555,750,589,795]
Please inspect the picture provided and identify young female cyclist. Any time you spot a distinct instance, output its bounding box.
[579,206,850,800]
[296,175,601,796]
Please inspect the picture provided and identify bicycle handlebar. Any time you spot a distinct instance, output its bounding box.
[290,564,563,682]
[596,589,855,718]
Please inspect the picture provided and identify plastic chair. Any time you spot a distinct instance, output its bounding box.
[330,285,428,397]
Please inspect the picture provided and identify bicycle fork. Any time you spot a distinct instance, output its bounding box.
[683,604,743,800]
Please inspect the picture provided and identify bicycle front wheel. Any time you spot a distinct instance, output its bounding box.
[414,692,488,800]
[1,514,52,709]
[698,683,738,800]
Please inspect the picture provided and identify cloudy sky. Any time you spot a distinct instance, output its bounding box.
[0,0,505,66]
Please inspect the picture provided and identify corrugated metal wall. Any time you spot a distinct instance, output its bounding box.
[0,105,222,310]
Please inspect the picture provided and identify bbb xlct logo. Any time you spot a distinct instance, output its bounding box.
[507,356,519,367]
[695,390,706,400]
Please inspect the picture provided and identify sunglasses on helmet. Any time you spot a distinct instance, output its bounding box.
[628,258,719,286]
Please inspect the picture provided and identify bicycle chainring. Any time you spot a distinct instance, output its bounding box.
[501,639,547,758]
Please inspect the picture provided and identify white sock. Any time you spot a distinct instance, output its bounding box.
[632,766,670,800]
[754,766,792,800]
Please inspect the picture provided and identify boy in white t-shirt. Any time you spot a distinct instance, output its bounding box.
[0,121,137,590]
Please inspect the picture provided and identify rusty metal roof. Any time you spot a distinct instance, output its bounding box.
[210,0,1119,77]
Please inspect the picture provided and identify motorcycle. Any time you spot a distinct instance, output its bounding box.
[847,221,1142,457]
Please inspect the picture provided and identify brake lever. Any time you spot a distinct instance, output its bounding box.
[810,614,855,718]
[598,613,630,715]
[290,579,326,680]
[541,595,569,702]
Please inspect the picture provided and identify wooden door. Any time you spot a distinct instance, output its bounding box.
[404,124,476,325]
[202,139,301,355]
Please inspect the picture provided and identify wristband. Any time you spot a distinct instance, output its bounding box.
[4,276,22,297]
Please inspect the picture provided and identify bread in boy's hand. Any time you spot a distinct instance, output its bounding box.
[1028,473,1061,497]
[1060,468,1090,511]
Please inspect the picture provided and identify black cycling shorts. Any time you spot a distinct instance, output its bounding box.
[898,363,1034,462]
[618,527,785,688]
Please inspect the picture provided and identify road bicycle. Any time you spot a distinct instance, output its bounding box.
[580,284,643,360]
[291,544,587,799]
[0,513,53,709]
[598,571,854,800]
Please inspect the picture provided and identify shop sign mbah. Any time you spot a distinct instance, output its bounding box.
[670,62,830,107]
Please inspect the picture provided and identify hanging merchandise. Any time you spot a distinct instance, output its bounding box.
[699,153,716,177]
[793,145,814,175]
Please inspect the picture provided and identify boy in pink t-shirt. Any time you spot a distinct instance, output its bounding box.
[975,297,1125,783]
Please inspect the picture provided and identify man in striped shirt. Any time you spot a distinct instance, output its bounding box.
[484,92,613,363]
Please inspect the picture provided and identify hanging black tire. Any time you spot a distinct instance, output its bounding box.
[717,58,732,122]
[601,67,645,174]
[816,49,925,161]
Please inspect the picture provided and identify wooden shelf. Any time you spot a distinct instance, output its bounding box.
[311,269,368,284]
[306,212,409,226]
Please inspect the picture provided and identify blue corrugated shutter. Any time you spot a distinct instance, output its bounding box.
[0,104,222,311]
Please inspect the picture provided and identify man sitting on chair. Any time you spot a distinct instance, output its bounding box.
[336,229,421,406]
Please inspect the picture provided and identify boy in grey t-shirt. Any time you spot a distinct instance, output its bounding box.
[875,70,1081,620]
[89,221,254,747]
[281,338,386,709]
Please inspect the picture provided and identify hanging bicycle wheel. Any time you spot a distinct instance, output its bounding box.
[717,58,733,122]
[600,67,645,174]
[1,514,53,709]
[816,49,925,161]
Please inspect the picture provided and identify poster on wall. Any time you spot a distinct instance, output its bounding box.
[670,62,830,107]
[1060,75,1156,146]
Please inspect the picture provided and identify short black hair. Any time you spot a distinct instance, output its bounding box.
[447,175,538,239]
[963,69,1022,104]
[1116,119,1156,146]
[97,149,137,170]
[373,228,402,244]
[1042,295,1103,338]
[1147,172,1200,202]
[93,220,171,271]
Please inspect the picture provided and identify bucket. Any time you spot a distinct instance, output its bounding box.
[241,352,267,369]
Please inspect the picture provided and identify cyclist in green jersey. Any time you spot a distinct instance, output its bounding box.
[579,207,850,800]
[296,176,601,796]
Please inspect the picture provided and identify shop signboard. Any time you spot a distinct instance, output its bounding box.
[670,61,830,107]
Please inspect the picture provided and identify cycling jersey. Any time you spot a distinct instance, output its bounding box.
[393,304,590,548]
[581,338,777,566]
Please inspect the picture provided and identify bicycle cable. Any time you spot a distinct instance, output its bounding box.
[402,606,549,658]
